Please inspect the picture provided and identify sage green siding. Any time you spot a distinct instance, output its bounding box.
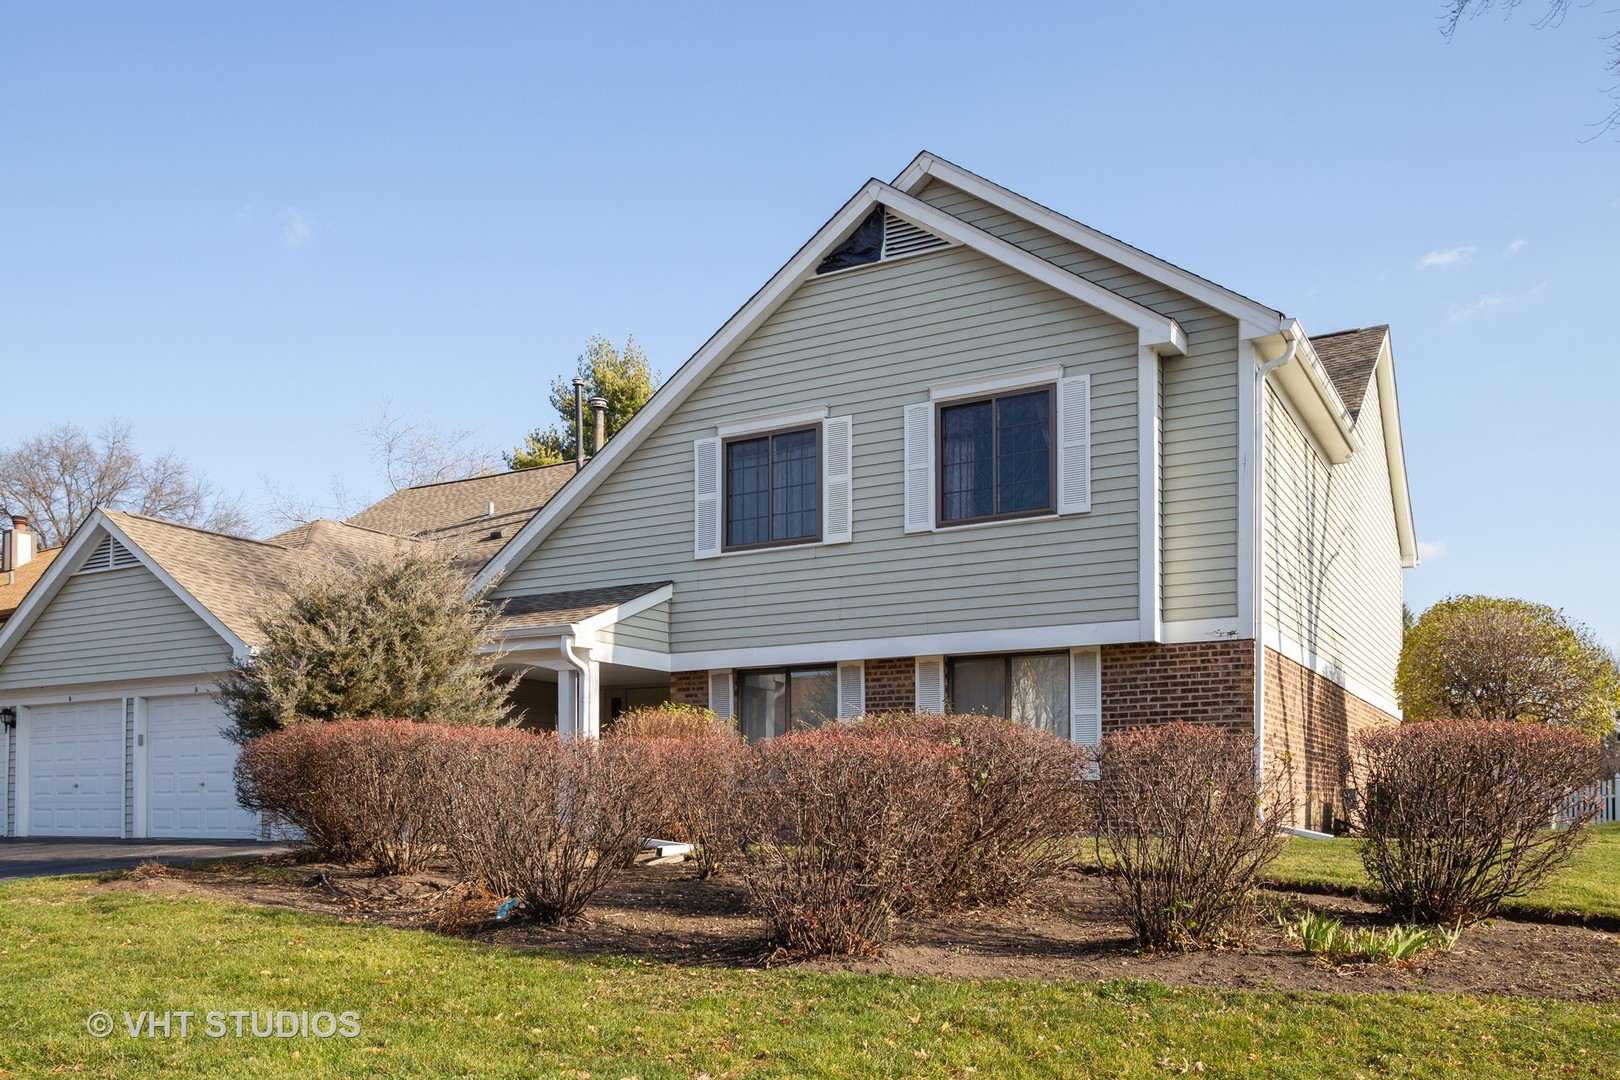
[0,566,232,690]
[597,605,669,654]
[497,242,1142,651]
[913,181,1240,622]
[1263,383,1403,704]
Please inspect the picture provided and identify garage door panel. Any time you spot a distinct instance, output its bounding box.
[27,701,125,837]
[145,697,258,840]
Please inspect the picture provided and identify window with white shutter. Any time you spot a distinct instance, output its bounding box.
[693,438,722,559]
[836,660,865,719]
[822,416,853,544]
[695,412,855,557]
[914,656,945,713]
[906,367,1091,534]
[1069,647,1102,747]
[708,670,734,720]
[1056,375,1092,515]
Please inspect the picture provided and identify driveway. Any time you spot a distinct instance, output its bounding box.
[0,838,289,880]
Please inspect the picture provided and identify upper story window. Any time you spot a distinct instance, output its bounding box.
[694,410,853,559]
[904,365,1091,534]
[725,427,820,549]
[939,386,1053,525]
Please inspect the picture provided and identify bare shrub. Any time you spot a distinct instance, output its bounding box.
[853,712,1091,908]
[639,738,749,878]
[234,720,467,874]
[446,732,650,923]
[607,703,734,741]
[1353,720,1604,924]
[1090,723,1288,950]
[731,729,966,959]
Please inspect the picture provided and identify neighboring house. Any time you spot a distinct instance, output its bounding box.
[471,152,1416,832]
[0,467,575,839]
[0,152,1415,839]
[0,517,58,627]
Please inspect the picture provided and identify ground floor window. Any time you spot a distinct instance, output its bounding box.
[737,667,838,741]
[947,652,1069,738]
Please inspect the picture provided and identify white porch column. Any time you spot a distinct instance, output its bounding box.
[557,669,580,741]
[581,660,602,739]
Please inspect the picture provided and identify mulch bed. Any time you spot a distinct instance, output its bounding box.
[97,857,1620,1002]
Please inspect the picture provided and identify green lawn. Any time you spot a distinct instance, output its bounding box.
[3,874,1619,1078]
[1267,823,1620,921]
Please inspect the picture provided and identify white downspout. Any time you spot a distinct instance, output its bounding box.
[1253,329,1297,807]
[559,633,590,741]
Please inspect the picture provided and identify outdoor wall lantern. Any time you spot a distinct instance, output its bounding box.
[0,707,15,730]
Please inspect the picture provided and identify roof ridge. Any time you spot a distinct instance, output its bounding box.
[101,509,285,550]
[1312,324,1389,340]
[369,464,577,498]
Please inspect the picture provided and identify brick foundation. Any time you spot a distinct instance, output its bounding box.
[1099,640,1255,733]
[669,670,708,708]
[1262,647,1396,833]
[863,657,915,712]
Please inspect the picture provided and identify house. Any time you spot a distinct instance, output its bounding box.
[471,152,1416,833]
[0,517,58,627]
[0,467,575,838]
[0,152,1415,838]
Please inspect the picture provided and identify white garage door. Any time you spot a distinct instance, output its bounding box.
[27,700,126,837]
[146,697,259,839]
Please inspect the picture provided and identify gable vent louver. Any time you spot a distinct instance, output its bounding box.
[881,212,948,260]
[815,206,949,275]
[77,535,141,574]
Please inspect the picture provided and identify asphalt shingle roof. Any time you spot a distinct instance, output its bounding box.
[342,466,576,579]
[105,511,417,643]
[1310,325,1388,423]
[0,547,60,626]
[487,582,671,633]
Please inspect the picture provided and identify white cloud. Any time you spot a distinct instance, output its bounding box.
[1416,540,1449,562]
[1506,238,1527,255]
[1449,293,1504,322]
[1417,245,1478,269]
[279,207,314,248]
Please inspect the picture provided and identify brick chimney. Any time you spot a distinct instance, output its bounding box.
[2,515,35,575]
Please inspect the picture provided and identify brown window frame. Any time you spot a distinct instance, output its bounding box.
[935,384,1057,528]
[721,423,823,552]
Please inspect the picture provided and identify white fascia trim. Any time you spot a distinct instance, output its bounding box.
[928,363,1065,402]
[586,643,673,672]
[0,674,230,708]
[714,406,829,439]
[1261,627,1402,719]
[1373,336,1419,568]
[670,619,1148,672]
[1254,323,1360,465]
[894,152,1290,331]
[1161,618,1244,644]
[573,584,675,636]
[470,180,897,596]
[1139,338,1162,641]
[875,184,1186,354]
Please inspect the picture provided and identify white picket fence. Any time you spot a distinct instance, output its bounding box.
[1562,774,1620,826]
[1595,774,1620,824]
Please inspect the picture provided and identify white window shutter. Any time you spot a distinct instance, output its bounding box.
[902,402,935,533]
[836,660,865,719]
[822,416,854,545]
[1069,647,1102,746]
[1056,374,1092,515]
[693,437,722,559]
[915,656,945,713]
[708,669,734,720]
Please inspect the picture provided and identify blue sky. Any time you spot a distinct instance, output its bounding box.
[2,2,1616,644]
